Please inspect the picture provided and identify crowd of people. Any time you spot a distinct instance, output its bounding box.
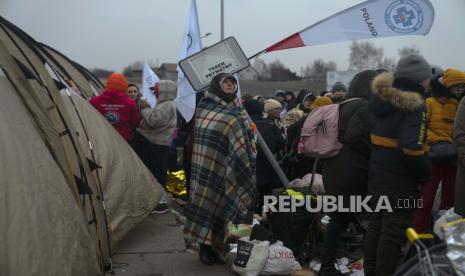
[88,54,465,275]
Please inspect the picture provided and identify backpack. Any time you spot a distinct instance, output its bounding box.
[298,98,361,159]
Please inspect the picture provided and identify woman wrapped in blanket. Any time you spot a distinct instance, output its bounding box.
[183,73,257,265]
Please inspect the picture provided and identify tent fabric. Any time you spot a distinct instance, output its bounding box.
[0,15,162,275]
[0,23,113,267]
[0,76,99,276]
[61,90,161,247]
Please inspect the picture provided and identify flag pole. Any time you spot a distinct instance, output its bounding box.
[220,0,224,40]
[247,49,267,61]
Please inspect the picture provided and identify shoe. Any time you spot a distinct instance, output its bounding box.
[318,265,343,276]
[199,244,216,265]
[151,203,169,214]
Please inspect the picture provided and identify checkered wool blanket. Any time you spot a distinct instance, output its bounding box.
[184,92,257,254]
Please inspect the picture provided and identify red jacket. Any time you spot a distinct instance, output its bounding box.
[90,90,141,142]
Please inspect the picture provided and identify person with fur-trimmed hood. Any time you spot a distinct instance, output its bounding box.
[284,90,316,128]
[364,55,432,276]
[184,73,257,265]
[414,68,465,233]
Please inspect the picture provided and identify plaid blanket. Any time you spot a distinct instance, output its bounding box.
[183,92,257,254]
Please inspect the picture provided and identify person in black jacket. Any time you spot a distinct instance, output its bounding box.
[243,99,285,213]
[364,55,432,276]
[319,70,379,276]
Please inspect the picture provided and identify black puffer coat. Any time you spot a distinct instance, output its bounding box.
[322,70,378,205]
[368,73,430,210]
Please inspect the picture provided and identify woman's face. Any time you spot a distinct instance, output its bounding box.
[127,86,139,100]
[221,78,236,94]
[285,94,294,102]
[268,107,281,119]
[303,99,314,109]
[450,84,465,98]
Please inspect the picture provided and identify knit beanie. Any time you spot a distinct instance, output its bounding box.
[243,99,264,116]
[332,82,347,92]
[310,96,333,110]
[264,99,282,113]
[106,73,128,93]
[443,68,465,88]
[395,54,431,83]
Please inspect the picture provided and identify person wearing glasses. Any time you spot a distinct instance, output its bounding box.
[414,68,465,233]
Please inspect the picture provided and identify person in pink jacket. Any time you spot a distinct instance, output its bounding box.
[90,73,141,143]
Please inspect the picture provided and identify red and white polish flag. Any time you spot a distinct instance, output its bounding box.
[265,0,435,53]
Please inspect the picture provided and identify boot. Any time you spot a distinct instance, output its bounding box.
[199,244,215,265]
[319,258,342,276]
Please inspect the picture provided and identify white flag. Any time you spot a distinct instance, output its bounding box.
[234,73,241,100]
[265,0,435,52]
[176,0,202,122]
[141,62,159,108]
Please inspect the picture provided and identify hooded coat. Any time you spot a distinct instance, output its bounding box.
[322,70,378,203]
[425,78,459,150]
[454,97,465,216]
[137,83,177,146]
[368,73,430,209]
[89,90,141,142]
[184,74,257,254]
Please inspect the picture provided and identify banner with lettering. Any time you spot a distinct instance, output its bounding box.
[265,0,434,52]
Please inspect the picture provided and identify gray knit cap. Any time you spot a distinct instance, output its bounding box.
[395,54,431,83]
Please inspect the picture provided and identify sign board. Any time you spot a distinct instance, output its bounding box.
[326,70,360,91]
[178,37,250,91]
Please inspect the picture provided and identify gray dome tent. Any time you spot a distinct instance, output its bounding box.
[0,16,161,275]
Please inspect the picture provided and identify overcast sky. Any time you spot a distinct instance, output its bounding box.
[2,0,464,74]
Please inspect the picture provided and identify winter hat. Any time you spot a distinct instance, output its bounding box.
[273,89,286,98]
[331,82,347,93]
[264,99,282,113]
[208,73,238,103]
[442,68,465,88]
[395,54,431,83]
[346,70,379,100]
[243,99,264,116]
[302,92,316,103]
[105,73,128,92]
[310,96,333,110]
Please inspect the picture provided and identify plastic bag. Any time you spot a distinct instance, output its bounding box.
[228,222,252,239]
[444,218,465,275]
[231,237,270,276]
[433,207,462,240]
[261,241,302,275]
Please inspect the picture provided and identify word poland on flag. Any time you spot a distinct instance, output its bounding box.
[141,62,159,108]
[265,0,434,52]
[176,0,202,122]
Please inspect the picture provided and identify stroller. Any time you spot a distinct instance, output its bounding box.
[395,227,457,276]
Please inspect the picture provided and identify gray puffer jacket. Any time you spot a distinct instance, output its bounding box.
[137,82,177,146]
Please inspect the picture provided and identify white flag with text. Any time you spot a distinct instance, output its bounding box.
[176,0,202,122]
